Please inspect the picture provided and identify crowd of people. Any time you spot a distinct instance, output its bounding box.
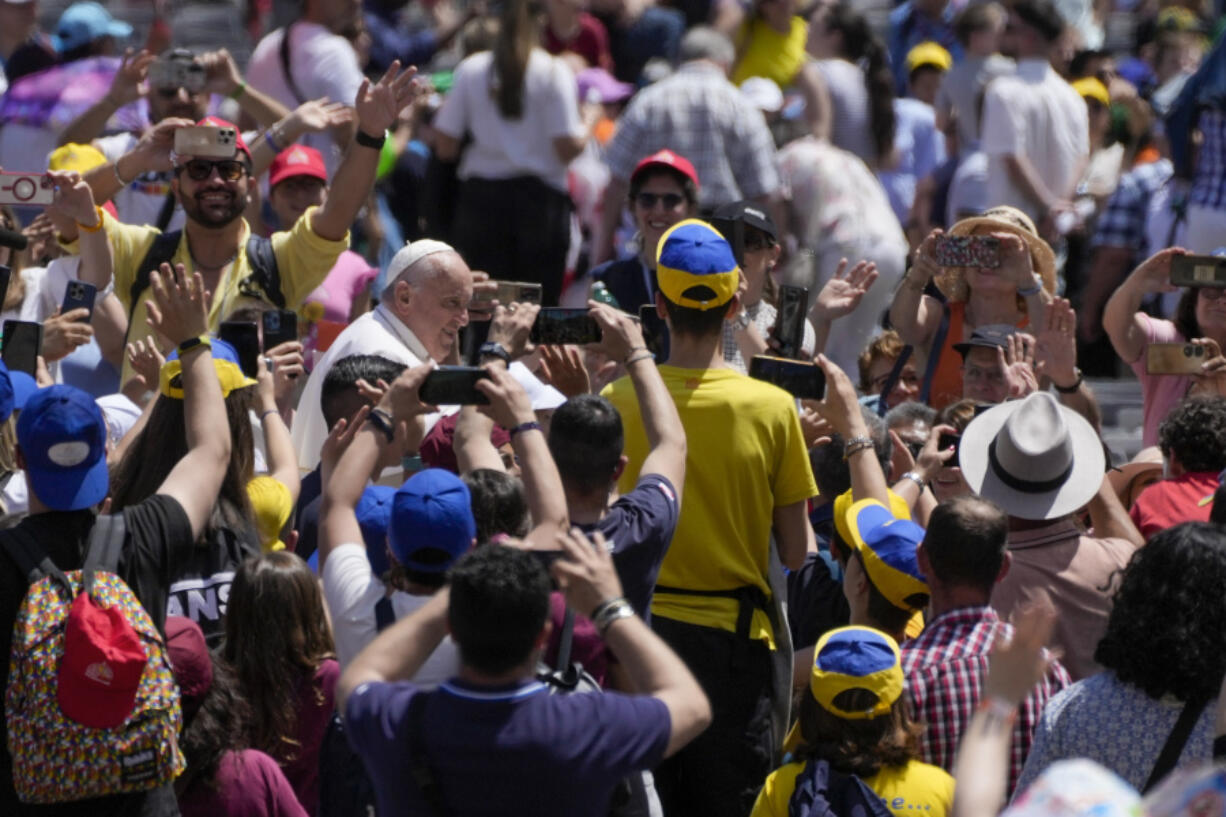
[0,0,1225,814]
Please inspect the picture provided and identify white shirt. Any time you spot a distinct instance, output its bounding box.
[247,22,364,176]
[322,543,460,683]
[981,59,1089,222]
[434,49,584,193]
[94,132,186,231]
[291,304,437,469]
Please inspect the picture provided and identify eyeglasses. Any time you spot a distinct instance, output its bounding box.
[871,371,919,391]
[1198,287,1226,301]
[176,159,248,182]
[635,192,685,210]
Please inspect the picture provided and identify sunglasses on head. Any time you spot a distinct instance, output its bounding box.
[635,192,685,210]
[176,159,248,182]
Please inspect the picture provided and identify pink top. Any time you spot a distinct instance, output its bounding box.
[304,250,378,323]
[180,749,307,817]
[1130,314,1192,447]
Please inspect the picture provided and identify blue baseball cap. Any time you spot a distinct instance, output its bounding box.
[18,385,108,511]
[52,2,132,53]
[9,370,38,412]
[0,360,16,424]
[656,219,740,311]
[389,469,476,573]
[357,485,395,575]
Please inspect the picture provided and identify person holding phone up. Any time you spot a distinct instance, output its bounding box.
[59,62,428,388]
[1104,246,1226,447]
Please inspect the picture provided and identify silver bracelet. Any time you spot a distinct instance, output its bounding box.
[592,598,634,635]
[900,471,926,491]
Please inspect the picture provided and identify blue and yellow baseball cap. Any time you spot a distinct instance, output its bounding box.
[783,626,904,752]
[656,219,740,312]
[832,488,911,548]
[846,498,929,611]
[160,338,257,400]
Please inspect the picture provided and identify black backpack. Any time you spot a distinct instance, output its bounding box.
[128,231,283,329]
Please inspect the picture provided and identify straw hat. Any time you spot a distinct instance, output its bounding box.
[935,206,1057,303]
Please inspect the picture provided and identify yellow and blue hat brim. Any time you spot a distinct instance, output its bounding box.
[656,219,740,311]
[847,498,930,611]
[159,357,257,400]
[833,488,911,550]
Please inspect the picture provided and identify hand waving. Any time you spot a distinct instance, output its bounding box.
[145,263,209,346]
[355,61,425,139]
[814,258,879,321]
[1034,297,1078,388]
[108,48,154,107]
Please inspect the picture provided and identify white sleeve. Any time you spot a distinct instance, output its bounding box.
[544,56,584,139]
[321,543,384,668]
[433,58,471,140]
[305,35,364,107]
[980,82,1023,157]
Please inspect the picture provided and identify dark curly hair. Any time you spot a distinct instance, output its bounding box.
[1094,522,1226,702]
[1157,396,1226,473]
[794,688,923,777]
[180,658,253,791]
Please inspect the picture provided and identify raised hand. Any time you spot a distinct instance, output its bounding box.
[538,344,591,397]
[46,170,98,228]
[910,229,943,280]
[126,336,166,389]
[378,362,437,423]
[998,333,1038,399]
[550,527,624,618]
[135,117,195,172]
[994,233,1036,291]
[812,354,864,439]
[485,302,539,360]
[107,48,154,107]
[1132,247,1188,295]
[145,263,208,346]
[1035,297,1078,388]
[355,61,424,138]
[42,309,94,361]
[1190,337,1226,398]
[289,98,355,134]
[197,48,244,96]
[474,364,536,430]
[586,300,647,362]
[987,605,1058,707]
[814,258,879,321]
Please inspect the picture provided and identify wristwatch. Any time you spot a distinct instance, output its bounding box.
[478,341,511,365]
[1053,367,1084,393]
[730,310,752,332]
[177,335,211,355]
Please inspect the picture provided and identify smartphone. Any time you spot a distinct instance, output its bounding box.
[0,172,55,207]
[471,280,544,308]
[148,58,206,93]
[218,321,260,378]
[60,280,97,322]
[638,304,670,362]
[937,433,960,465]
[1170,255,1226,288]
[933,235,1001,268]
[1,320,42,376]
[530,308,602,345]
[261,309,298,351]
[748,355,826,400]
[0,266,12,309]
[173,126,238,160]
[1146,343,1207,376]
[770,285,808,360]
[419,366,491,405]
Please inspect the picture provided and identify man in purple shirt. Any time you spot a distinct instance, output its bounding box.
[337,522,712,817]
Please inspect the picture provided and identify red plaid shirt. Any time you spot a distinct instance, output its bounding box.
[900,605,1071,796]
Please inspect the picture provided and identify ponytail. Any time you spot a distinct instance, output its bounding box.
[826,3,895,164]
[492,0,540,119]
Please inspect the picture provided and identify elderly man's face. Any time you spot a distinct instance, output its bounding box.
[961,346,1009,405]
[402,253,474,361]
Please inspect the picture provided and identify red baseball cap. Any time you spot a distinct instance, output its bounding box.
[269,144,328,189]
[57,592,147,728]
[630,149,699,188]
[194,116,251,160]
[164,616,212,718]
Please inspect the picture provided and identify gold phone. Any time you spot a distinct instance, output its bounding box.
[1146,343,1206,375]
[173,126,238,159]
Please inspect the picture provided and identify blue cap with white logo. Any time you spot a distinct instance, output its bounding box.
[17,385,108,511]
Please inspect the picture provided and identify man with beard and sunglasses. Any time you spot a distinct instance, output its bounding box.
[60,47,290,231]
[62,63,425,384]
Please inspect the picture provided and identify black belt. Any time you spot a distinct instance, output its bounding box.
[654,584,771,668]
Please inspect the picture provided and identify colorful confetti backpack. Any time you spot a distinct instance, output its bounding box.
[3,514,185,803]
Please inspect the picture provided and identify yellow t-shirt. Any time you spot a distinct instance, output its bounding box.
[751,759,955,817]
[602,366,818,647]
[732,16,810,89]
[81,207,347,382]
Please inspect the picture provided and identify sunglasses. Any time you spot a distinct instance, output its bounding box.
[635,192,685,210]
[743,232,777,252]
[176,159,248,182]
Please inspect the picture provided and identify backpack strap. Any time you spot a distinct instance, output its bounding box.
[918,301,951,405]
[130,230,183,324]
[81,512,127,596]
[374,595,396,632]
[279,24,307,106]
[154,190,178,233]
[556,607,575,670]
[1142,696,1211,793]
[1,525,73,594]
[875,345,914,417]
[407,693,451,817]
[237,235,285,308]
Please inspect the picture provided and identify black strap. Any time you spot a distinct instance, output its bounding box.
[154,190,178,233]
[1142,696,1210,793]
[81,512,127,596]
[556,607,574,669]
[406,694,451,816]
[279,23,308,106]
[918,301,951,405]
[654,584,769,669]
[875,345,913,417]
[374,595,395,632]
[0,524,73,595]
[130,230,182,324]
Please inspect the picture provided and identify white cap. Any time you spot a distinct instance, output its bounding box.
[739,77,784,113]
[509,362,567,411]
[385,239,457,282]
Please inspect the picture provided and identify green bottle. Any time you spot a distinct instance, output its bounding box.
[591,281,621,310]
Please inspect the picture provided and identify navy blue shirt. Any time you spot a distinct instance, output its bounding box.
[581,474,678,621]
[346,677,670,817]
[590,257,656,313]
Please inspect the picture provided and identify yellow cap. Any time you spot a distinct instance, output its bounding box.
[906,41,953,73]
[1071,77,1110,107]
[833,487,911,548]
[247,475,292,551]
[48,143,109,175]
[159,357,257,400]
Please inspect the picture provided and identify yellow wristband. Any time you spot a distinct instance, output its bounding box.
[77,206,105,233]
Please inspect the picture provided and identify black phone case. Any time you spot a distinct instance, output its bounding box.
[771,286,808,360]
[419,368,491,405]
[262,310,298,351]
[2,321,42,376]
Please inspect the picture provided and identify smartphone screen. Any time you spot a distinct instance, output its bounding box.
[638,304,670,362]
[60,279,97,322]
[261,309,298,351]
[771,285,808,360]
[419,366,491,405]
[937,433,960,465]
[2,320,42,376]
[1170,255,1226,288]
[218,321,260,378]
[748,355,826,400]
[933,235,1002,268]
[530,308,602,345]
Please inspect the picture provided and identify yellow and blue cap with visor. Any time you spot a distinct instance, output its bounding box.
[159,337,257,400]
[656,219,741,311]
[783,626,904,753]
[846,498,930,612]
